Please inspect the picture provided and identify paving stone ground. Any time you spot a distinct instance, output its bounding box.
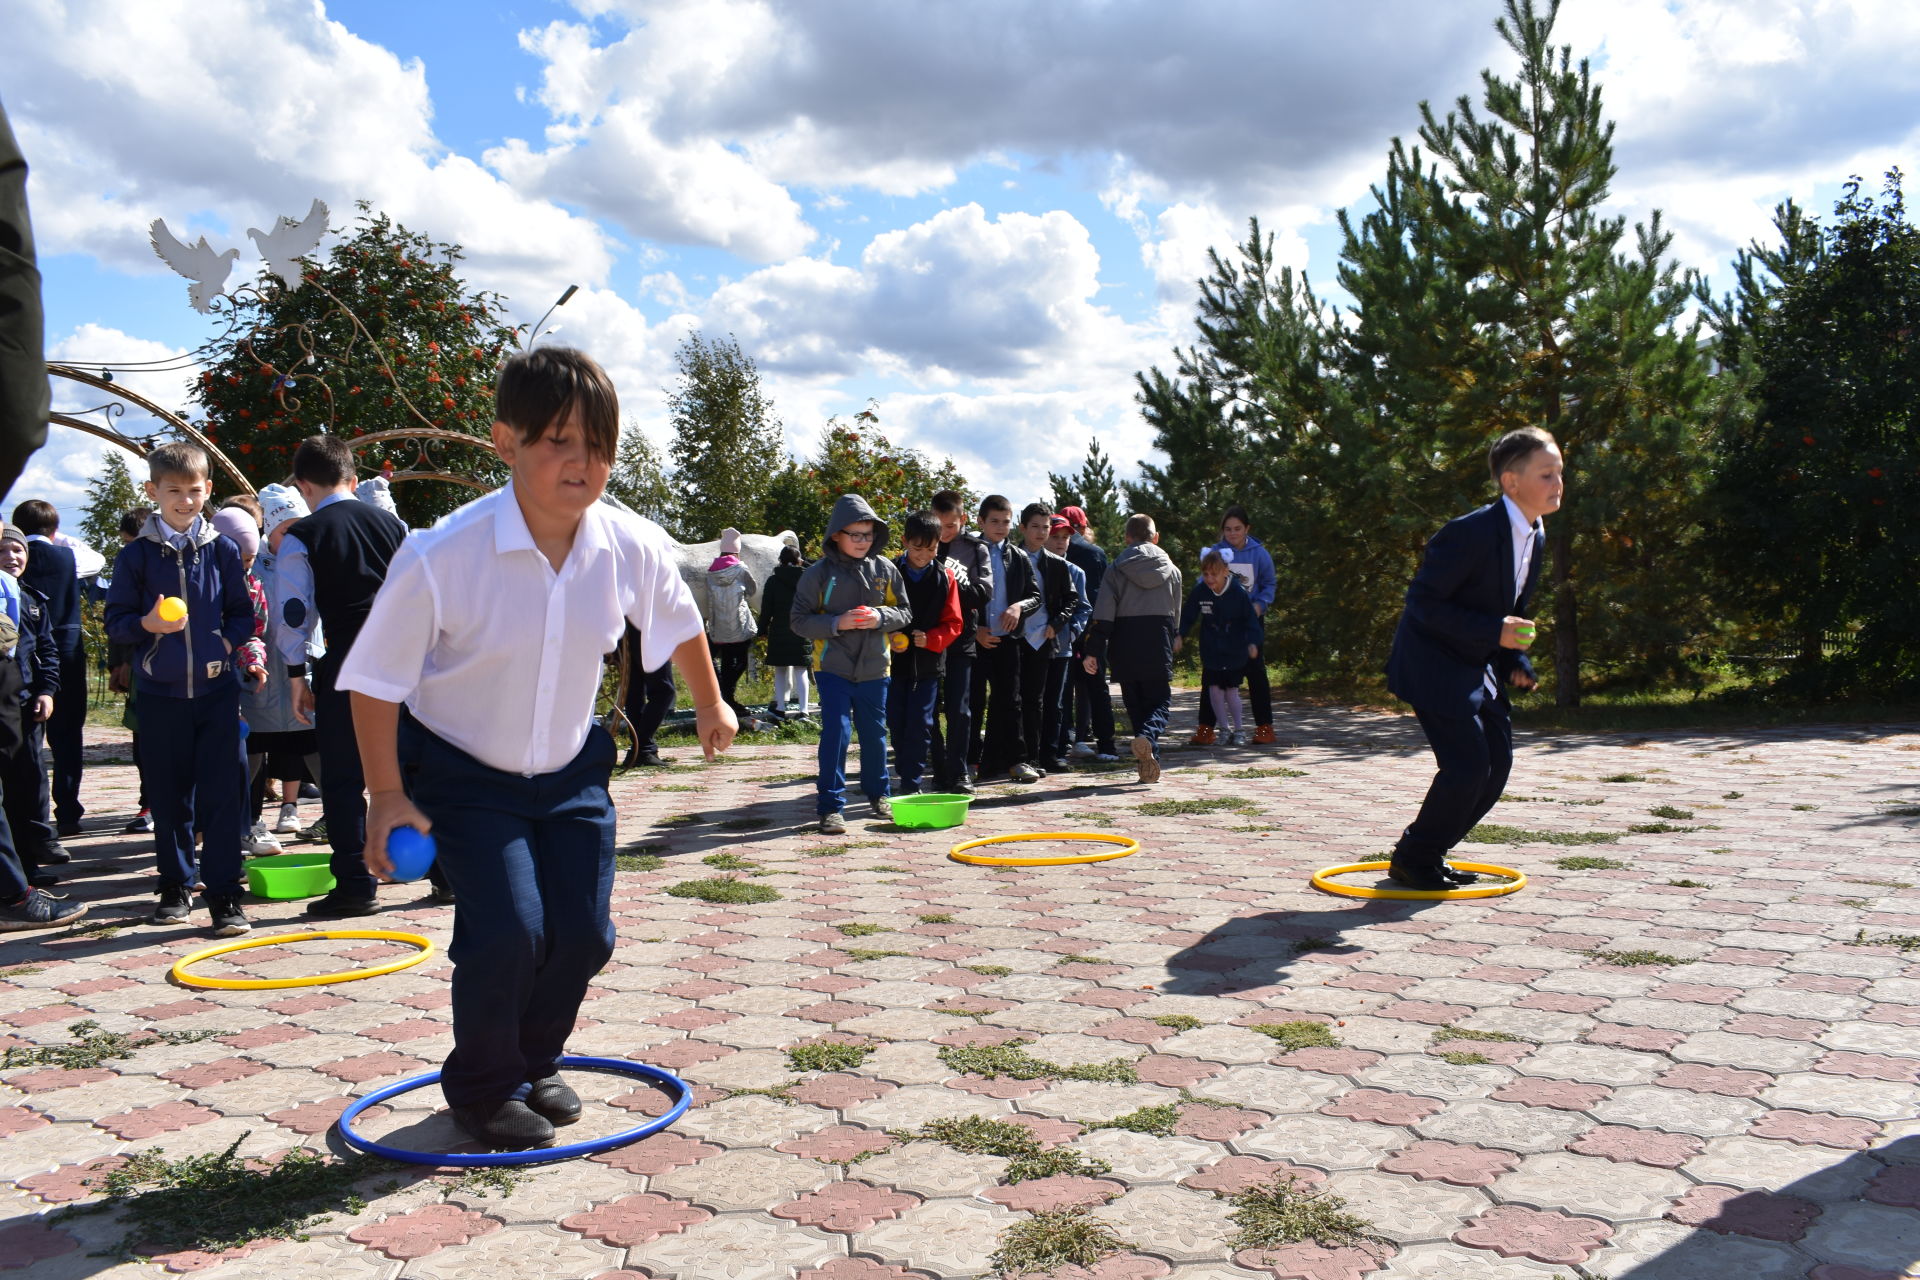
[2,698,1917,1279]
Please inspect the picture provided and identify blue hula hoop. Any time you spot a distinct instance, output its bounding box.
[335,1054,692,1167]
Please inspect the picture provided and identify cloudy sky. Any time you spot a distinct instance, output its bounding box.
[4,0,1917,535]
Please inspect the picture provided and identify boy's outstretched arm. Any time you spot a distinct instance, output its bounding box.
[673,630,737,760]
[351,691,431,882]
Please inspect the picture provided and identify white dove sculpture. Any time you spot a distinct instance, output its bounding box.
[247,198,330,289]
[149,219,240,314]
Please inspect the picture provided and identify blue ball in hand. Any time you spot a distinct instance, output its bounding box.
[385,825,438,882]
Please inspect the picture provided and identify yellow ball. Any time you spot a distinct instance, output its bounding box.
[890,632,910,653]
[157,597,188,622]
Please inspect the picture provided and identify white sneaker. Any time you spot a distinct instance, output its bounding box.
[272,803,300,834]
[1069,742,1096,758]
[243,821,282,857]
[1224,730,1243,747]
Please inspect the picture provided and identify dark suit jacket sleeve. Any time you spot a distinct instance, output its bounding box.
[0,102,46,498]
[1002,547,1041,621]
[1402,517,1505,664]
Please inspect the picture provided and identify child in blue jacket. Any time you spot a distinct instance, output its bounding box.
[104,442,260,936]
[1177,549,1262,746]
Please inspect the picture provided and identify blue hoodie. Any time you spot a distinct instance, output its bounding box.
[1200,533,1276,611]
[104,513,256,700]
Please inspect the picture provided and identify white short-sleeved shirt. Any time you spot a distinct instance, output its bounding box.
[337,485,703,776]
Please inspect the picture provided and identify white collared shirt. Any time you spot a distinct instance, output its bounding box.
[337,485,703,775]
[1485,496,1544,698]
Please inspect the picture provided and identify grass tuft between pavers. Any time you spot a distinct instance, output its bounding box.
[615,852,665,872]
[2,1020,231,1071]
[1245,1021,1340,1051]
[1551,854,1630,870]
[1135,797,1258,816]
[664,877,781,904]
[1087,1103,1179,1136]
[1585,948,1685,967]
[990,1206,1134,1278]
[1431,1025,1528,1044]
[1151,1014,1203,1031]
[1849,929,1920,952]
[909,1116,1113,1184]
[1467,824,1623,846]
[938,1039,1139,1083]
[1225,1173,1378,1252]
[52,1134,424,1260]
[786,1041,874,1072]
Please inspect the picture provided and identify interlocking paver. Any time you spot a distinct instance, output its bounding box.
[3,713,1915,1278]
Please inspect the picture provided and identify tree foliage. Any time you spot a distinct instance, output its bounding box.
[767,405,971,550]
[1048,439,1124,552]
[1129,0,1717,700]
[1704,170,1920,689]
[665,332,785,542]
[189,204,517,525]
[79,450,142,556]
[605,421,675,529]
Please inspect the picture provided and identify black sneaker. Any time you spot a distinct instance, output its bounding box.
[525,1075,582,1125]
[0,890,87,932]
[304,892,378,919]
[951,777,977,796]
[124,809,153,834]
[450,1099,554,1151]
[428,884,457,905]
[56,819,82,838]
[27,871,60,888]
[205,894,250,938]
[37,842,71,865]
[149,883,192,925]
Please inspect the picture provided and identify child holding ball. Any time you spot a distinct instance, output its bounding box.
[339,348,736,1150]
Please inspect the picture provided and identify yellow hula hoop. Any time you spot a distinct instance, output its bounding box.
[170,929,436,991]
[1311,859,1528,901]
[949,832,1140,867]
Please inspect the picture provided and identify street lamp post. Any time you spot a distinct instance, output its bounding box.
[527,284,579,347]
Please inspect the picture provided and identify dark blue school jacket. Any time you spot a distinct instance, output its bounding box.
[104,514,255,700]
[1178,576,1262,672]
[1385,501,1542,716]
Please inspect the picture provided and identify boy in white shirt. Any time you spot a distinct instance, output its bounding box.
[340,347,736,1150]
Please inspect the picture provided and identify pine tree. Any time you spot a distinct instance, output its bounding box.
[1047,439,1124,551]
[190,203,517,525]
[79,450,142,556]
[1705,171,1920,689]
[665,332,784,541]
[605,421,675,530]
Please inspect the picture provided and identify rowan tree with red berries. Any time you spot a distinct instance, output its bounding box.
[189,203,517,525]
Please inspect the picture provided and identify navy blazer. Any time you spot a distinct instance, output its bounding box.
[21,539,81,656]
[1385,500,1543,716]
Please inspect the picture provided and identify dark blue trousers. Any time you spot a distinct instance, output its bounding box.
[1118,676,1172,753]
[314,667,375,900]
[137,684,246,895]
[816,671,889,815]
[929,651,973,787]
[1393,700,1513,870]
[1070,656,1117,753]
[886,675,941,792]
[46,646,86,825]
[399,716,617,1108]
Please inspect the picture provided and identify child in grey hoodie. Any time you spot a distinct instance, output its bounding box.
[790,495,912,833]
[1081,514,1183,784]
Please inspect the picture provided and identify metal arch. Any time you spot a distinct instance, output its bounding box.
[48,412,149,459]
[348,425,498,492]
[46,364,255,496]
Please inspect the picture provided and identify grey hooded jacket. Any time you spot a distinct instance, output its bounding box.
[1083,540,1183,681]
[705,560,759,645]
[789,495,911,681]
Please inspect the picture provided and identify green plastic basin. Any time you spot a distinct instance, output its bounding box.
[246,852,337,900]
[892,793,972,829]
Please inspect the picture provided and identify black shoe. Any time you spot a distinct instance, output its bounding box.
[0,890,87,932]
[1047,757,1072,772]
[525,1075,582,1125]
[150,883,193,925]
[304,892,378,919]
[1441,865,1480,886]
[1385,863,1455,892]
[124,810,154,834]
[450,1099,554,1151]
[37,843,71,865]
[300,783,320,799]
[56,820,82,838]
[27,871,60,888]
[205,893,250,938]
[428,884,457,905]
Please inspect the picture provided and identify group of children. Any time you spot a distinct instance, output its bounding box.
[790,491,1278,830]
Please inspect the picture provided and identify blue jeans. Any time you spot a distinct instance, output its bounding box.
[816,671,889,815]
[400,715,618,1108]
[886,675,941,792]
[138,684,246,895]
[1118,676,1172,754]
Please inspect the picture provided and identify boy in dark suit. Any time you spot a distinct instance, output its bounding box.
[1384,427,1563,891]
[12,500,84,836]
